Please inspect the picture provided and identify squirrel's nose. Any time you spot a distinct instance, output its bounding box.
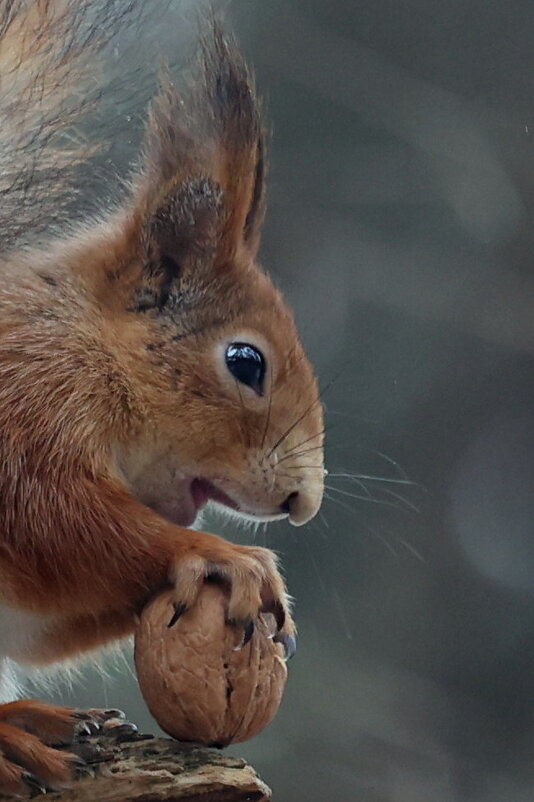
[280,492,298,516]
[280,490,322,527]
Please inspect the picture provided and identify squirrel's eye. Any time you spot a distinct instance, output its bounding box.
[225,342,266,396]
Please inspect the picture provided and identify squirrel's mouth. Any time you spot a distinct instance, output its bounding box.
[186,477,287,526]
[143,475,287,528]
[142,476,239,528]
[189,478,240,516]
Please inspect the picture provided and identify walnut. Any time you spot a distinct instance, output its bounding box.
[134,583,288,746]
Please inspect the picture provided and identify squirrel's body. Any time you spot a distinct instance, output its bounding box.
[0,1,324,793]
[0,607,46,669]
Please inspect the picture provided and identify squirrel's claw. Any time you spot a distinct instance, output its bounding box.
[231,618,255,650]
[168,602,188,628]
[86,708,126,722]
[273,631,297,661]
[242,618,255,647]
[268,600,286,633]
[22,772,48,795]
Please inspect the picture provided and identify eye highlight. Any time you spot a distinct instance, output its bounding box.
[225,342,266,396]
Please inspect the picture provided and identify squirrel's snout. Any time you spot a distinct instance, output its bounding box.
[279,492,298,515]
[282,488,323,527]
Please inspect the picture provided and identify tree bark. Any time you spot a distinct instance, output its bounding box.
[24,721,272,802]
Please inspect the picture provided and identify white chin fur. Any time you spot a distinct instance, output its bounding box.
[209,501,288,525]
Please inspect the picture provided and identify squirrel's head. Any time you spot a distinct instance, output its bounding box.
[87,25,324,528]
[116,258,324,529]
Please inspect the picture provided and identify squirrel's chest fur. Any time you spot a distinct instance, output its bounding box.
[0,602,53,661]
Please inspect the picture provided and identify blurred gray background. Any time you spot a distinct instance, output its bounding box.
[28,0,534,799]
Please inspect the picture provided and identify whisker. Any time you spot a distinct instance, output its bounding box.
[329,472,417,487]
[266,368,343,458]
[374,486,421,514]
[327,470,421,512]
[233,377,249,447]
[275,472,307,481]
[278,427,329,461]
[277,442,326,464]
[351,447,410,481]
[321,488,424,562]
[325,483,414,513]
[279,464,325,470]
[309,551,329,592]
[323,491,399,557]
[325,484,383,506]
[260,361,274,450]
[335,474,372,498]
[394,536,425,562]
[267,396,322,459]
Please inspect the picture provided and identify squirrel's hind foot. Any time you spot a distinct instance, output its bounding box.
[0,701,125,795]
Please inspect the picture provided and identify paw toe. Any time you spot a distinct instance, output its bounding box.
[0,755,28,797]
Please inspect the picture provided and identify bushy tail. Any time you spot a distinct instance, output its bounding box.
[0,1,266,267]
[0,0,145,249]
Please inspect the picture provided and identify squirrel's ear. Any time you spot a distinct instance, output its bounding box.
[138,22,266,270]
[132,177,221,311]
[146,177,221,266]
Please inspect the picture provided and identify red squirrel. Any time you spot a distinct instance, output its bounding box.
[0,1,324,794]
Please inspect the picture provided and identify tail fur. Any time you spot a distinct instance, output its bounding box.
[0,1,265,261]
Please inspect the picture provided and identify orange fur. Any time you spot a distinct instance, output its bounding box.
[0,700,82,744]
[0,717,79,794]
[0,1,324,792]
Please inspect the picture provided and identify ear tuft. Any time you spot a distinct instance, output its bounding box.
[198,22,266,261]
[138,20,266,266]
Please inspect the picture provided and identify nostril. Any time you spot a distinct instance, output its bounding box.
[280,491,299,515]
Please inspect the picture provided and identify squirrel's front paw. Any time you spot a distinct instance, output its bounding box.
[170,536,296,658]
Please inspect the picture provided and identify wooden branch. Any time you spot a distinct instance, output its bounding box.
[31,720,272,802]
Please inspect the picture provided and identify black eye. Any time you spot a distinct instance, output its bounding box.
[225,342,266,396]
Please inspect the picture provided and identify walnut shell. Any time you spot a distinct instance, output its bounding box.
[134,584,288,746]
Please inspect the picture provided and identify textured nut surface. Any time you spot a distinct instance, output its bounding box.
[134,584,288,746]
